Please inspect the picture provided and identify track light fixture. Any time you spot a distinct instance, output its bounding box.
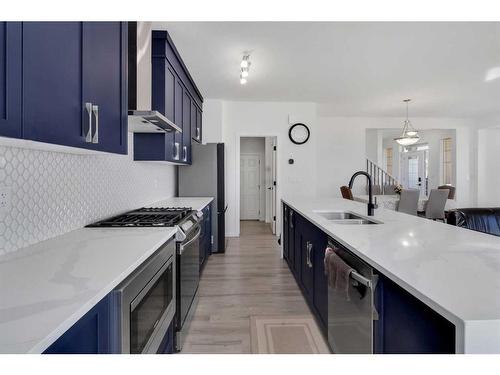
[240,54,251,85]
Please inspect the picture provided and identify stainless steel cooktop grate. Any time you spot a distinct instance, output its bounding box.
[86,207,193,227]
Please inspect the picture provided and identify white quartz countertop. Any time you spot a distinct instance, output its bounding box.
[147,197,213,212]
[0,196,212,354]
[0,226,177,353]
[282,196,500,353]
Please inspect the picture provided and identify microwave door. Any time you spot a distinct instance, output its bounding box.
[129,256,175,354]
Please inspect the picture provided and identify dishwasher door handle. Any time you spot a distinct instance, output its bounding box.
[350,270,373,289]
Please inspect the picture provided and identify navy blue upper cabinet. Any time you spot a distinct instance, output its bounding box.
[82,22,128,154]
[182,92,193,164]
[151,58,177,161]
[22,22,84,147]
[22,22,127,154]
[135,30,203,164]
[0,22,22,138]
[194,106,202,143]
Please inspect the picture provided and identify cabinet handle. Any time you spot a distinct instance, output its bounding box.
[196,127,200,140]
[174,142,180,160]
[85,102,93,143]
[183,146,187,162]
[92,105,99,144]
[306,242,313,268]
[289,211,293,228]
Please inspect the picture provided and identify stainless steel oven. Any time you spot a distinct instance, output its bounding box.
[114,238,176,354]
[174,214,202,352]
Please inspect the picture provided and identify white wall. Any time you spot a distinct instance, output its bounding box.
[365,129,383,165]
[317,117,478,207]
[210,100,317,237]
[240,137,266,221]
[477,128,500,206]
[202,99,223,144]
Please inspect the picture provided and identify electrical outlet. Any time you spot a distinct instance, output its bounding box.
[0,186,12,211]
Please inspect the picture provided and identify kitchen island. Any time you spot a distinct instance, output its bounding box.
[282,196,500,354]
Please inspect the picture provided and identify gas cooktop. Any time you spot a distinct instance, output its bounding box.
[87,207,193,228]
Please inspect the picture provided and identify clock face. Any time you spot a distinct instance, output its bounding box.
[289,123,310,145]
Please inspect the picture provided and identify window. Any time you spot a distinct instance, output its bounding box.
[385,147,393,175]
[441,138,453,185]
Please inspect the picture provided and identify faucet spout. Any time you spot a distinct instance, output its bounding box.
[348,171,375,216]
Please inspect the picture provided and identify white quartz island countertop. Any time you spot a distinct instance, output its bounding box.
[282,196,500,354]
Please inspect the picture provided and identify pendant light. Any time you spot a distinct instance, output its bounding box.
[394,99,419,146]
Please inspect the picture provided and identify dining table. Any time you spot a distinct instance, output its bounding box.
[354,194,457,212]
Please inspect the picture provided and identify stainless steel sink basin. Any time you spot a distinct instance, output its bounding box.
[313,210,382,225]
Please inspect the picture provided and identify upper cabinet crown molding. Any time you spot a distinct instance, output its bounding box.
[151,30,203,108]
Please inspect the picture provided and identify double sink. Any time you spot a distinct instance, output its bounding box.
[314,210,382,225]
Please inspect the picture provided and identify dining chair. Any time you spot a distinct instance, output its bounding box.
[438,185,456,199]
[340,186,354,200]
[425,189,449,221]
[397,189,420,215]
[383,184,398,195]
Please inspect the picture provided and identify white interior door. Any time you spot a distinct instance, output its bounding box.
[401,150,426,196]
[240,153,261,220]
[271,138,277,234]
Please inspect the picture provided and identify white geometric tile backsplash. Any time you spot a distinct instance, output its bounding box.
[0,134,176,255]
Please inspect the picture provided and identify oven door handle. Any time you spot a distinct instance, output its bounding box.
[179,227,202,255]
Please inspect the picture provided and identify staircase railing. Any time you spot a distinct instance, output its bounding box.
[366,158,400,194]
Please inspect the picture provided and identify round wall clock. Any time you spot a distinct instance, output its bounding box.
[288,123,310,145]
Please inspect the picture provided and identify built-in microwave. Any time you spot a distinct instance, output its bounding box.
[113,238,176,354]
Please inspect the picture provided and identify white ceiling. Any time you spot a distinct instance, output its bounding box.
[153,22,500,119]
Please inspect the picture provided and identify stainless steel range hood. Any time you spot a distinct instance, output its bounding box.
[128,110,182,134]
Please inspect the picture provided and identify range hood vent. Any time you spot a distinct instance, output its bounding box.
[128,110,182,133]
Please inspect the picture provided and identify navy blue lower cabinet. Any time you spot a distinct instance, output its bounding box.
[204,203,212,259]
[199,203,212,272]
[44,294,113,354]
[374,274,456,354]
[282,205,289,261]
[311,225,328,331]
[0,22,22,138]
[299,218,314,305]
[293,213,302,279]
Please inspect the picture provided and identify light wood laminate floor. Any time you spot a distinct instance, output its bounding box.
[181,220,326,353]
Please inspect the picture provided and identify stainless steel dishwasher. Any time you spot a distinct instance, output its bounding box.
[327,238,378,354]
